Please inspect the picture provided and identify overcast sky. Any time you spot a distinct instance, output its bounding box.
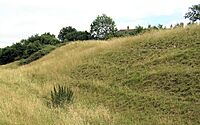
[0,0,199,48]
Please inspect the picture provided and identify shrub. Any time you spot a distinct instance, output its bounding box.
[19,45,56,65]
[58,26,77,41]
[50,85,73,108]
[64,31,91,41]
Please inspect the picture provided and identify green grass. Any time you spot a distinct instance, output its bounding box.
[0,25,200,124]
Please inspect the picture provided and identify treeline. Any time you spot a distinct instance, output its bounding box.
[0,26,94,65]
[0,33,60,65]
[0,4,199,65]
[0,22,188,65]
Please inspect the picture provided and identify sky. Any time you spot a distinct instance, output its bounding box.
[0,0,199,48]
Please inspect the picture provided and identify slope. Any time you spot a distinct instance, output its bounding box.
[0,25,200,125]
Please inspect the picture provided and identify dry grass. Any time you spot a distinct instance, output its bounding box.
[0,25,200,124]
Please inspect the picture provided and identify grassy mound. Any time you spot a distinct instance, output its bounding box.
[0,25,200,124]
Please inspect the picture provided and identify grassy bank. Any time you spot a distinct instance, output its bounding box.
[0,25,200,124]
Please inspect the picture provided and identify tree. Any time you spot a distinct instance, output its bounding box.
[185,4,200,22]
[58,26,77,41]
[24,42,41,58]
[64,31,91,41]
[40,32,60,45]
[74,31,91,41]
[0,32,60,65]
[90,14,117,39]
[135,25,144,34]
[0,46,17,64]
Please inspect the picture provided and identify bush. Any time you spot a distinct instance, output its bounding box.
[50,85,73,108]
[19,45,56,65]
[58,26,77,41]
[64,31,91,41]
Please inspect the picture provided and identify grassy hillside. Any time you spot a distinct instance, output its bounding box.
[0,25,200,125]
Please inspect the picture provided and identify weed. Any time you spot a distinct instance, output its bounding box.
[50,85,73,107]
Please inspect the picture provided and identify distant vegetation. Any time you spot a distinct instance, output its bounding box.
[19,45,56,65]
[58,26,91,42]
[0,33,60,65]
[0,4,199,65]
[90,14,118,39]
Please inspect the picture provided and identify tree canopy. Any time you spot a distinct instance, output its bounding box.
[0,33,60,65]
[90,14,117,40]
[58,26,77,41]
[185,4,200,22]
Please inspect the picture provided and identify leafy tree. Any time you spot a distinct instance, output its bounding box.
[74,31,91,40]
[185,4,200,22]
[0,47,16,64]
[25,34,40,44]
[40,32,60,45]
[0,32,59,65]
[65,31,91,41]
[24,42,41,58]
[90,14,117,39]
[134,25,145,34]
[58,26,77,41]
[12,42,26,60]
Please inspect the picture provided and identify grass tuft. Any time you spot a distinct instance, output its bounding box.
[50,85,73,108]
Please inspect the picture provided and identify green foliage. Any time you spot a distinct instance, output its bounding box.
[0,46,16,64]
[0,33,59,65]
[19,45,56,65]
[133,25,145,35]
[58,26,77,41]
[185,4,200,22]
[64,31,91,41]
[90,14,117,39]
[50,85,73,108]
[22,33,60,46]
[58,26,92,42]
[40,33,60,45]
[23,41,42,58]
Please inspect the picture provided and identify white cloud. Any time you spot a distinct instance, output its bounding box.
[0,0,199,47]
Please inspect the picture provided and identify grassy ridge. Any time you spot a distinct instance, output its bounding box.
[0,25,200,124]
